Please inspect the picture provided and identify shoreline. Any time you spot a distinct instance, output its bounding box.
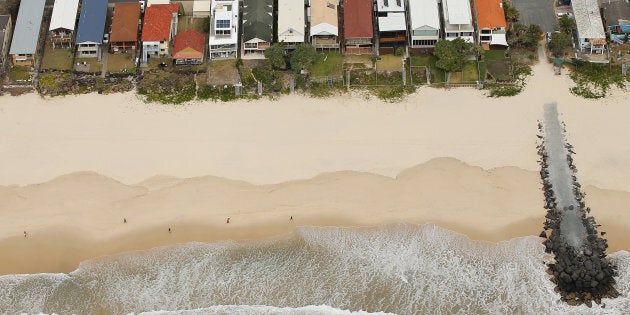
[2,52,630,276]
[1,159,629,275]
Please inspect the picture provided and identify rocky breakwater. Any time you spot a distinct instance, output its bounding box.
[538,103,619,307]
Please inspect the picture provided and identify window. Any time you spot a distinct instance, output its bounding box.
[216,19,230,29]
[413,30,438,37]
[412,39,437,46]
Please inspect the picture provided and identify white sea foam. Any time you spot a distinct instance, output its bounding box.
[0,225,628,314]
[141,304,393,314]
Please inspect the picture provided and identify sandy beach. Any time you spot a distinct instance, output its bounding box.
[1,50,630,275]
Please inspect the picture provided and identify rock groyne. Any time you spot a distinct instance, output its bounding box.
[538,103,618,306]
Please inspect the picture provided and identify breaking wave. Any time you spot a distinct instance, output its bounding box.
[0,224,628,314]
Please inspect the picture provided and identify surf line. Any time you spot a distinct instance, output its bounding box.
[538,103,619,307]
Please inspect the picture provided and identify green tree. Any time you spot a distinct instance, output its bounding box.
[503,1,520,25]
[264,43,286,69]
[508,24,542,49]
[523,24,543,48]
[433,38,474,72]
[558,15,576,35]
[290,43,318,72]
[0,0,20,17]
[548,32,572,57]
[201,17,210,33]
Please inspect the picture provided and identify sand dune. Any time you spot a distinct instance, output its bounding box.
[0,158,628,274]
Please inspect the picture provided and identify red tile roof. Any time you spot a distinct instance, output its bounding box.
[173,29,205,59]
[141,4,180,42]
[110,3,141,43]
[475,0,507,29]
[344,0,373,38]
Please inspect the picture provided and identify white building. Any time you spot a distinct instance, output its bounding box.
[278,0,305,48]
[376,0,407,48]
[442,0,474,43]
[147,0,171,7]
[192,0,211,18]
[209,0,239,60]
[49,0,79,48]
[408,0,441,49]
[572,0,606,54]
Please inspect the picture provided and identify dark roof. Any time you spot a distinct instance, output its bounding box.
[110,3,141,43]
[9,0,45,54]
[602,1,630,27]
[75,0,108,44]
[0,15,10,56]
[242,0,273,42]
[344,0,373,38]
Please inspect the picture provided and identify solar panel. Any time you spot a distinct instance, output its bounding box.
[216,19,230,29]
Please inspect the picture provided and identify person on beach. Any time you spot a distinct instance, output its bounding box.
[168,227,171,233]
[290,216,293,221]
[23,231,27,237]
[123,218,127,223]
[227,217,230,224]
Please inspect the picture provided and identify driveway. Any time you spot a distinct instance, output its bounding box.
[512,0,558,32]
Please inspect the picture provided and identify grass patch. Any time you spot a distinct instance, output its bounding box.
[311,52,343,77]
[41,45,73,70]
[409,55,446,83]
[371,85,416,103]
[307,81,344,98]
[137,71,196,104]
[38,74,58,91]
[197,84,237,102]
[450,61,479,83]
[484,50,506,62]
[568,61,628,99]
[107,53,136,73]
[177,16,209,34]
[207,59,239,85]
[75,58,103,73]
[376,54,404,71]
[9,66,30,81]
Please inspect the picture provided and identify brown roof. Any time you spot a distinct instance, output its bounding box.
[141,4,180,42]
[110,3,141,43]
[344,0,373,38]
[475,0,507,29]
[173,29,205,59]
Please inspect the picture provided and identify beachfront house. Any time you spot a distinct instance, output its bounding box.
[278,0,305,49]
[0,15,13,69]
[9,0,45,67]
[109,3,141,54]
[48,0,80,49]
[343,0,373,54]
[572,0,606,54]
[241,0,274,57]
[408,0,440,51]
[209,0,239,60]
[192,0,212,18]
[75,0,108,59]
[602,0,630,44]
[141,4,180,65]
[474,0,508,47]
[442,0,475,43]
[173,29,205,65]
[375,0,407,53]
[309,0,339,50]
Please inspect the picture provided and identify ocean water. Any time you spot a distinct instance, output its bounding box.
[0,224,628,314]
